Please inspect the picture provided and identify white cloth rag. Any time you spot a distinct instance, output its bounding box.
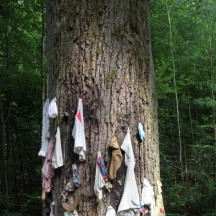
[52,127,63,168]
[141,178,157,216]
[117,127,140,213]
[138,122,145,141]
[49,98,58,118]
[38,99,50,157]
[94,151,105,200]
[72,98,86,161]
[106,206,116,216]
[156,180,165,215]
[141,178,155,206]
[50,202,54,216]
[64,210,78,216]
[157,180,162,194]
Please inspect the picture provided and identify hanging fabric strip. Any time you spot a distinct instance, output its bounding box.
[38,99,50,157]
[49,98,58,118]
[138,122,145,141]
[72,98,86,161]
[118,128,140,213]
[156,180,165,215]
[107,136,122,181]
[42,137,55,192]
[106,206,117,216]
[94,151,106,200]
[52,127,63,168]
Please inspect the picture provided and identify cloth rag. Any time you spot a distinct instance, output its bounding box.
[49,98,58,118]
[72,98,86,161]
[117,127,140,213]
[106,205,117,216]
[107,137,122,181]
[94,151,106,200]
[42,137,55,192]
[141,178,157,216]
[52,127,63,168]
[138,122,145,141]
[72,163,80,187]
[156,180,165,215]
[97,154,108,181]
[38,99,50,157]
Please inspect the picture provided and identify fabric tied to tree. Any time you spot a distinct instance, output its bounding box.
[138,122,145,141]
[38,99,50,157]
[94,151,106,201]
[156,180,165,215]
[72,163,80,187]
[97,153,108,181]
[117,127,140,213]
[107,137,122,181]
[141,178,157,216]
[52,127,63,168]
[42,137,55,192]
[64,212,73,216]
[140,205,145,214]
[106,206,117,216]
[72,98,86,161]
[49,98,58,118]
[50,202,54,216]
[64,210,78,216]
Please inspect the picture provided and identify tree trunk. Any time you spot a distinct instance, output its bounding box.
[165,0,184,184]
[0,99,9,209]
[46,0,161,215]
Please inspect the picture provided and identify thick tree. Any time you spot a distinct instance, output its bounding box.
[46,0,162,215]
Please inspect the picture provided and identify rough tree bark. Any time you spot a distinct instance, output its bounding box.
[46,0,161,215]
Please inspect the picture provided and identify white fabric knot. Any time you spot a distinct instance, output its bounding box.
[106,206,116,216]
[49,98,58,118]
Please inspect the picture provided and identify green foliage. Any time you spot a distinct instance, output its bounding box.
[0,0,44,214]
[0,193,41,216]
[151,0,216,215]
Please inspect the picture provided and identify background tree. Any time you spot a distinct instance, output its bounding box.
[46,0,162,215]
[0,0,44,215]
[150,0,216,215]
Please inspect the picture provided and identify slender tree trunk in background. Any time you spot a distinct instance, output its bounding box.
[40,1,48,214]
[165,0,185,184]
[46,0,161,215]
[0,99,9,209]
[207,20,216,207]
[10,130,18,199]
[0,32,10,209]
[40,0,46,104]
[188,87,197,183]
[14,129,27,193]
[188,88,194,146]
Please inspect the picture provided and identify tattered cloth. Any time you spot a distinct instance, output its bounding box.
[106,206,117,216]
[97,153,108,181]
[42,137,55,192]
[107,136,122,181]
[38,99,50,157]
[94,151,106,200]
[72,98,86,161]
[52,127,63,168]
[117,128,140,213]
[49,97,58,118]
